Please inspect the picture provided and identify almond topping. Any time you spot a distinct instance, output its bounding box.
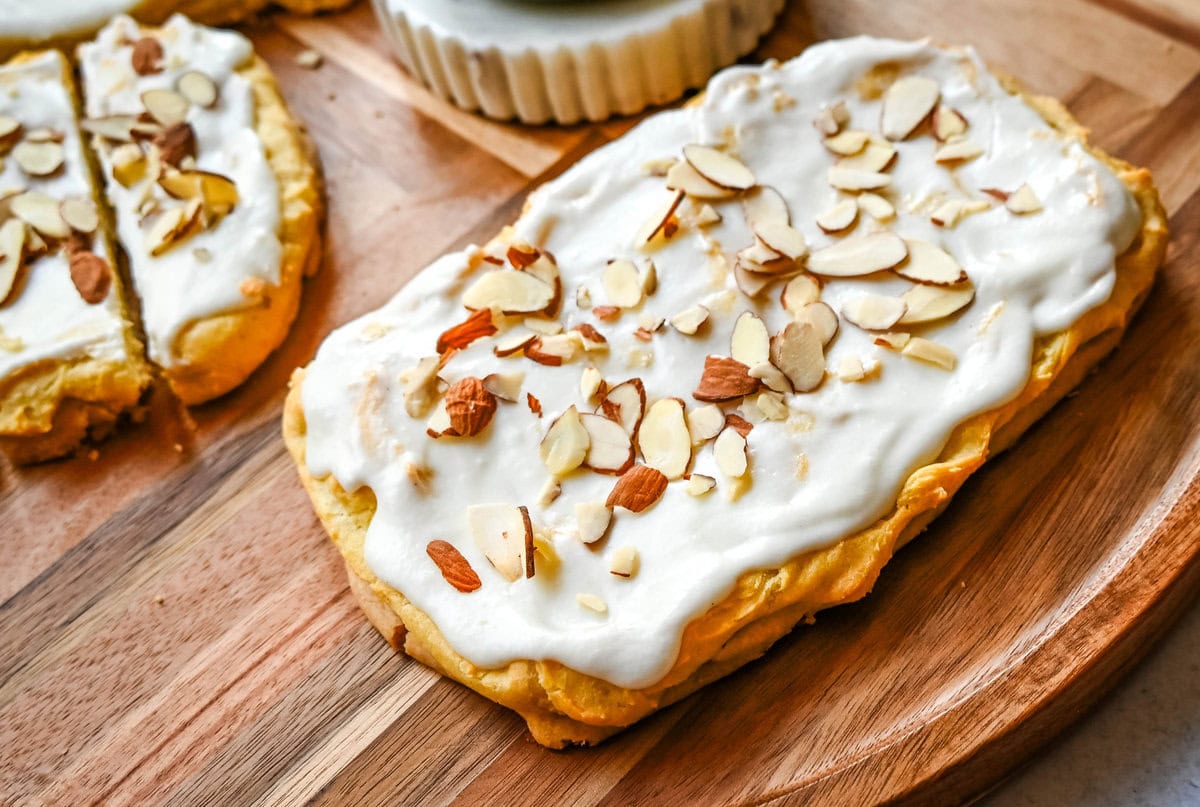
[842,294,907,331]
[730,311,770,367]
[60,197,99,234]
[401,356,440,417]
[597,378,646,438]
[606,465,668,513]
[177,71,218,108]
[816,198,858,233]
[933,138,984,163]
[525,334,576,365]
[12,192,70,239]
[593,304,621,322]
[425,400,454,439]
[443,377,497,437]
[828,167,891,191]
[899,282,975,325]
[894,238,967,285]
[808,232,907,277]
[901,336,957,370]
[602,259,644,308]
[796,301,839,345]
[756,391,788,420]
[462,269,555,314]
[581,412,635,475]
[141,88,190,127]
[609,546,638,578]
[467,504,534,581]
[682,144,755,190]
[68,250,112,304]
[714,428,748,478]
[131,37,164,75]
[835,354,877,383]
[576,502,613,544]
[686,404,725,443]
[771,321,825,392]
[538,477,562,506]
[638,398,691,479]
[932,105,968,141]
[686,473,717,496]
[437,308,496,352]
[110,143,147,187]
[482,371,524,402]
[13,141,64,177]
[750,218,808,260]
[492,327,537,357]
[874,332,911,351]
[580,366,604,400]
[665,160,734,199]
[693,203,722,227]
[527,393,542,417]
[1005,183,1042,214]
[781,274,821,314]
[742,185,790,227]
[724,412,754,437]
[881,75,939,140]
[669,304,710,335]
[145,203,201,256]
[749,362,792,394]
[813,100,850,135]
[577,593,608,614]
[836,137,896,173]
[540,405,589,475]
[152,122,197,167]
[426,540,481,592]
[694,355,759,402]
[733,259,774,298]
[637,190,685,244]
[857,192,896,221]
[0,219,26,303]
[824,129,870,156]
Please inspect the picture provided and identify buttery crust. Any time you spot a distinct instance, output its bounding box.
[283,78,1168,748]
[0,51,152,464]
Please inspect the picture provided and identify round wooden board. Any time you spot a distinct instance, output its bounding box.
[3,2,1200,805]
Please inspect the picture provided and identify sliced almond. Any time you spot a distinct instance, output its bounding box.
[824,129,870,156]
[81,115,136,143]
[733,259,774,297]
[836,137,896,173]
[694,355,759,402]
[756,390,789,421]
[742,185,790,227]
[12,192,70,239]
[781,274,822,314]
[901,336,957,370]
[110,143,147,187]
[796,301,839,345]
[576,593,608,614]
[808,232,907,277]
[771,321,825,392]
[425,399,454,438]
[598,378,646,438]
[730,311,770,367]
[828,167,891,191]
[144,204,200,256]
[492,327,537,357]
[749,362,792,394]
[177,70,218,108]
[580,366,604,400]
[881,75,939,140]
[538,477,562,506]
[0,218,26,302]
[682,144,755,190]
[606,465,668,513]
[816,198,858,233]
[895,238,967,285]
[813,100,850,135]
[669,304,710,335]
[857,192,896,221]
[482,371,524,402]
[524,317,562,336]
[13,141,64,177]
[835,354,873,382]
[665,160,735,200]
[874,332,911,351]
[572,323,609,351]
[609,546,638,578]
[842,294,907,331]
[932,105,968,141]
[576,502,613,544]
[685,473,717,496]
[581,412,635,475]
[141,88,190,127]
[693,203,722,227]
[638,398,691,479]
[751,219,808,260]
[60,197,99,234]
[738,240,786,269]
[933,138,984,163]
[401,356,440,417]
[437,308,496,353]
[899,282,975,324]
[468,504,535,582]
[637,189,686,244]
[714,428,748,479]
[1005,183,1042,214]
[602,259,644,308]
[931,198,989,229]
[426,540,481,593]
[463,269,555,314]
[686,404,725,443]
[575,286,592,309]
[540,405,590,475]
[525,333,576,366]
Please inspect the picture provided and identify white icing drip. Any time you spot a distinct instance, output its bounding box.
[0,0,136,42]
[0,51,129,382]
[78,15,282,369]
[301,38,1139,688]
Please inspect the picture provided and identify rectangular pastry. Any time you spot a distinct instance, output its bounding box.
[284,37,1168,747]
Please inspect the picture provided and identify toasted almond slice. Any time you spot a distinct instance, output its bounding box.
[932,105,968,141]
[835,354,874,382]
[669,304,710,335]
[682,144,755,190]
[686,404,725,443]
[836,137,896,173]
[874,332,911,351]
[12,192,70,239]
[437,308,496,352]
[636,189,686,244]
[525,333,576,365]
[492,327,537,357]
[425,399,454,438]
[749,362,792,394]
[739,239,784,267]
[576,502,613,544]
[482,371,524,402]
[842,293,907,331]
[576,593,608,614]
[606,464,668,513]
[1006,183,1042,214]
[145,203,201,256]
[694,355,759,402]
[520,251,559,285]
[813,100,850,135]
[755,390,788,421]
[426,540,481,592]
[902,336,957,370]
[730,311,770,367]
[581,412,635,475]
[742,185,790,227]
[796,301,839,345]
[714,427,748,478]
[13,141,64,177]
[0,218,26,302]
[932,198,990,228]
[781,274,822,314]
[602,259,644,308]
[468,504,535,581]
[895,238,966,285]
[751,219,808,260]
[177,71,217,108]
[816,198,858,233]
[523,317,562,336]
[640,260,657,295]
[881,75,939,140]
[638,398,691,479]
[733,259,774,297]
[934,138,984,163]
[540,405,590,475]
[686,473,717,496]
[828,167,891,191]
[665,160,735,200]
[572,323,609,352]
[857,192,896,221]
[60,197,99,234]
[598,378,646,438]
[771,321,824,392]
[141,88,190,127]
[110,143,147,187]
[609,545,638,578]
[580,366,604,401]
[401,356,440,417]
[463,269,555,314]
[824,129,870,156]
[195,170,238,217]
[900,282,975,324]
[808,232,907,277]
[82,115,136,143]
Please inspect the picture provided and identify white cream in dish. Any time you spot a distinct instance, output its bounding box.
[78,15,282,372]
[0,51,130,381]
[301,38,1139,689]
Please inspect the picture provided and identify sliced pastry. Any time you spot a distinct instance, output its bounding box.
[0,50,151,464]
[78,14,322,405]
[283,38,1168,746]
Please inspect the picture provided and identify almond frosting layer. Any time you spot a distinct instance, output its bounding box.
[301,38,1139,688]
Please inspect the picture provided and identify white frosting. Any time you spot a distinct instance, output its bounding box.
[0,51,130,383]
[0,0,137,43]
[78,15,283,370]
[301,38,1140,688]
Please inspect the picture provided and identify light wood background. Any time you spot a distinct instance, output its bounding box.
[2,1,1199,804]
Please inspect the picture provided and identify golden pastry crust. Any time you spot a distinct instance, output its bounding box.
[282,80,1168,747]
[158,51,323,405]
[0,51,152,464]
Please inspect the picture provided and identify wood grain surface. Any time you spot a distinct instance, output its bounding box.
[3,1,1200,804]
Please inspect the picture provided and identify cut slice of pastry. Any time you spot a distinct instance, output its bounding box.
[0,50,151,464]
[78,14,322,405]
[283,37,1168,747]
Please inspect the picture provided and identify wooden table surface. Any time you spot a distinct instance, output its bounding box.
[3,1,1200,804]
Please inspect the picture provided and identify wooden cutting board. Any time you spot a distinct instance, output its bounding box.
[3,1,1199,804]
